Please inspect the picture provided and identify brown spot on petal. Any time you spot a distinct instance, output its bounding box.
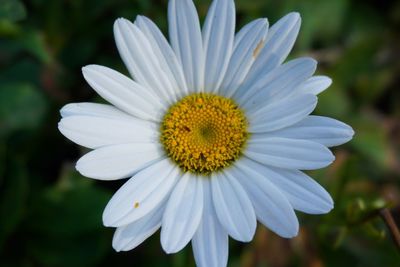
[253,40,265,58]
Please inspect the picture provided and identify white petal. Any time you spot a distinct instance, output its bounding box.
[219,18,269,97]
[263,115,355,147]
[112,203,165,252]
[298,76,332,95]
[102,159,180,227]
[248,94,317,133]
[76,143,164,180]
[211,172,256,242]
[233,19,265,46]
[114,18,176,104]
[240,13,301,90]
[202,0,235,92]
[135,15,189,97]
[192,179,228,267]
[82,65,165,121]
[231,159,299,238]
[241,158,333,214]
[245,137,335,170]
[60,103,132,120]
[58,115,157,149]
[168,0,204,92]
[235,58,317,111]
[161,173,203,254]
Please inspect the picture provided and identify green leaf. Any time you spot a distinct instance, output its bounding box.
[28,231,110,267]
[27,179,111,237]
[315,86,351,119]
[18,30,52,63]
[0,30,52,63]
[0,159,29,248]
[0,83,48,136]
[0,19,20,36]
[25,169,112,267]
[350,115,390,169]
[284,0,349,49]
[0,0,26,22]
[0,59,41,84]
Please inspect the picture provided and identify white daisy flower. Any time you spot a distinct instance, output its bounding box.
[58,0,354,266]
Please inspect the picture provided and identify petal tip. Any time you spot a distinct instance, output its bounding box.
[286,12,301,22]
[308,57,318,66]
[134,15,145,25]
[278,224,299,239]
[348,126,355,138]
[320,195,334,214]
[328,152,336,164]
[102,217,113,228]
[59,103,76,117]
[113,18,129,32]
[112,243,122,253]
[75,160,86,176]
[285,221,300,238]
[57,120,65,132]
[114,17,126,24]
[288,230,299,238]
[241,232,256,243]
[81,66,88,74]
[326,76,333,85]
[102,210,115,227]
[326,202,334,213]
[81,65,95,76]
[161,240,179,254]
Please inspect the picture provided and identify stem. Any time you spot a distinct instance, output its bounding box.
[380,208,400,251]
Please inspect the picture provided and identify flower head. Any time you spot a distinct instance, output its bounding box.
[58,0,354,266]
[161,93,248,174]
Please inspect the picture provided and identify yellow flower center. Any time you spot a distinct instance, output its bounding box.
[161,93,248,175]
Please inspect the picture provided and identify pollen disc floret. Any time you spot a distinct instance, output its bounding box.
[161,93,248,174]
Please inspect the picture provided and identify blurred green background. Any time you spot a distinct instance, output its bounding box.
[1,0,400,266]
